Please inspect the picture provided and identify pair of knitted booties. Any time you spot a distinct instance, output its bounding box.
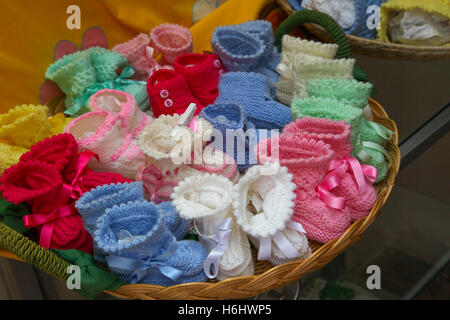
[45,47,149,115]
[274,35,355,105]
[211,20,280,84]
[146,52,226,117]
[0,104,71,174]
[112,23,193,80]
[76,181,207,286]
[300,0,387,39]
[256,117,378,243]
[137,112,238,203]
[65,89,151,180]
[294,78,392,182]
[172,174,254,280]
[199,102,276,172]
[215,72,292,131]
[0,133,131,252]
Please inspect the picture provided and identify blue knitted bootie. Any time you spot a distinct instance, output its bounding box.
[75,182,144,264]
[215,72,292,131]
[157,201,190,241]
[94,200,208,286]
[199,102,275,172]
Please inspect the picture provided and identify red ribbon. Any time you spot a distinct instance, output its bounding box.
[65,150,99,200]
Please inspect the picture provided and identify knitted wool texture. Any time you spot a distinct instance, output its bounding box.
[156,201,190,241]
[45,47,128,109]
[94,200,208,286]
[215,72,292,130]
[360,118,388,145]
[174,53,225,106]
[291,53,355,101]
[0,142,27,175]
[232,163,311,265]
[171,174,254,280]
[149,23,193,65]
[275,35,338,105]
[282,117,377,221]
[291,96,363,146]
[199,102,270,172]
[256,135,352,243]
[112,33,160,81]
[147,69,205,117]
[65,90,149,179]
[306,78,373,109]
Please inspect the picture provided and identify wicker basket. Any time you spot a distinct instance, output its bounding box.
[277,0,450,61]
[0,98,400,300]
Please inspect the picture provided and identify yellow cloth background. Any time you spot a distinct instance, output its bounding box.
[0,0,270,114]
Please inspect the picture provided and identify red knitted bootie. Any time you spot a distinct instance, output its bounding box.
[147,69,205,117]
[174,53,226,106]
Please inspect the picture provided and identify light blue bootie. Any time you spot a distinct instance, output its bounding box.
[157,202,190,241]
[94,200,208,286]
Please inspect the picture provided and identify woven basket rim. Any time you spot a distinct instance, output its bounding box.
[276,0,450,61]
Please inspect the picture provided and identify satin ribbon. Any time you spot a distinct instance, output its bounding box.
[275,62,293,80]
[196,217,233,279]
[65,150,99,200]
[365,121,394,140]
[257,221,306,261]
[23,202,77,249]
[66,66,147,116]
[106,238,183,284]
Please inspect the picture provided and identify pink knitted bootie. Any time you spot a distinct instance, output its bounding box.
[283,117,377,222]
[149,23,193,65]
[256,134,352,243]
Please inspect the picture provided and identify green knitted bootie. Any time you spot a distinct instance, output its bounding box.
[291,96,363,145]
[307,78,373,109]
[360,118,394,146]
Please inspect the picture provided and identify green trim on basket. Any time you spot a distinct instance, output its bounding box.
[274,9,352,59]
[0,221,70,281]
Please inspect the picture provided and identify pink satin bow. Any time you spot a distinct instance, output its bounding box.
[65,150,99,200]
[316,157,378,210]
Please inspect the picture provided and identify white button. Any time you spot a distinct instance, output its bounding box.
[164,99,173,108]
[160,89,169,99]
[214,59,221,69]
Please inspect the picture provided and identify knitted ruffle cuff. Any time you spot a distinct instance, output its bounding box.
[0,160,63,205]
[150,23,193,65]
[307,78,373,109]
[174,53,225,106]
[283,117,353,159]
[79,169,132,194]
[171,174,234,220]
[75,182,144,235]
[211,27,265,72]
[188,146,239,182]
[0,105,51,148]
[232,163,297,238]
[235,20,276,61]
[292,53,355,100]
[199,102,246,134]
[19,133,78,174]
[291,96,363,145]
[88,89,150,134]
[0,142,28,175]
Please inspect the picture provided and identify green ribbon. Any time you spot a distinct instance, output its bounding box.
[0,197,30,234]
[52,248,125,300]
[65,66,147,116]
[366,120,394,140]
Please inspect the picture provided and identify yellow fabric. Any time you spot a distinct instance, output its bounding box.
[0,142,28,175]
[379,0,450,42]
[48,113,73,136]
[0,0,269,114]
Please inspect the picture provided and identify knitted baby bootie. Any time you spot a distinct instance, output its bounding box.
[45,47,128,110]
[0,105,51,148]
[64,110,145,179]
[283,117,353,160]
[256,135,352,244]
[215,72,292,130]
[172,174,254,280]
[275,35,338,105]
[174,53,225,106]
[95,200,208,286]
[157,201,190,241]
[307,78,373,109]
[150,23,193,65]
[112,33,160,81]
[233,162,311,265]
[291,96,363,146]
[0,142,27,175]
[291,53,355,101]
[147,69,205,117]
